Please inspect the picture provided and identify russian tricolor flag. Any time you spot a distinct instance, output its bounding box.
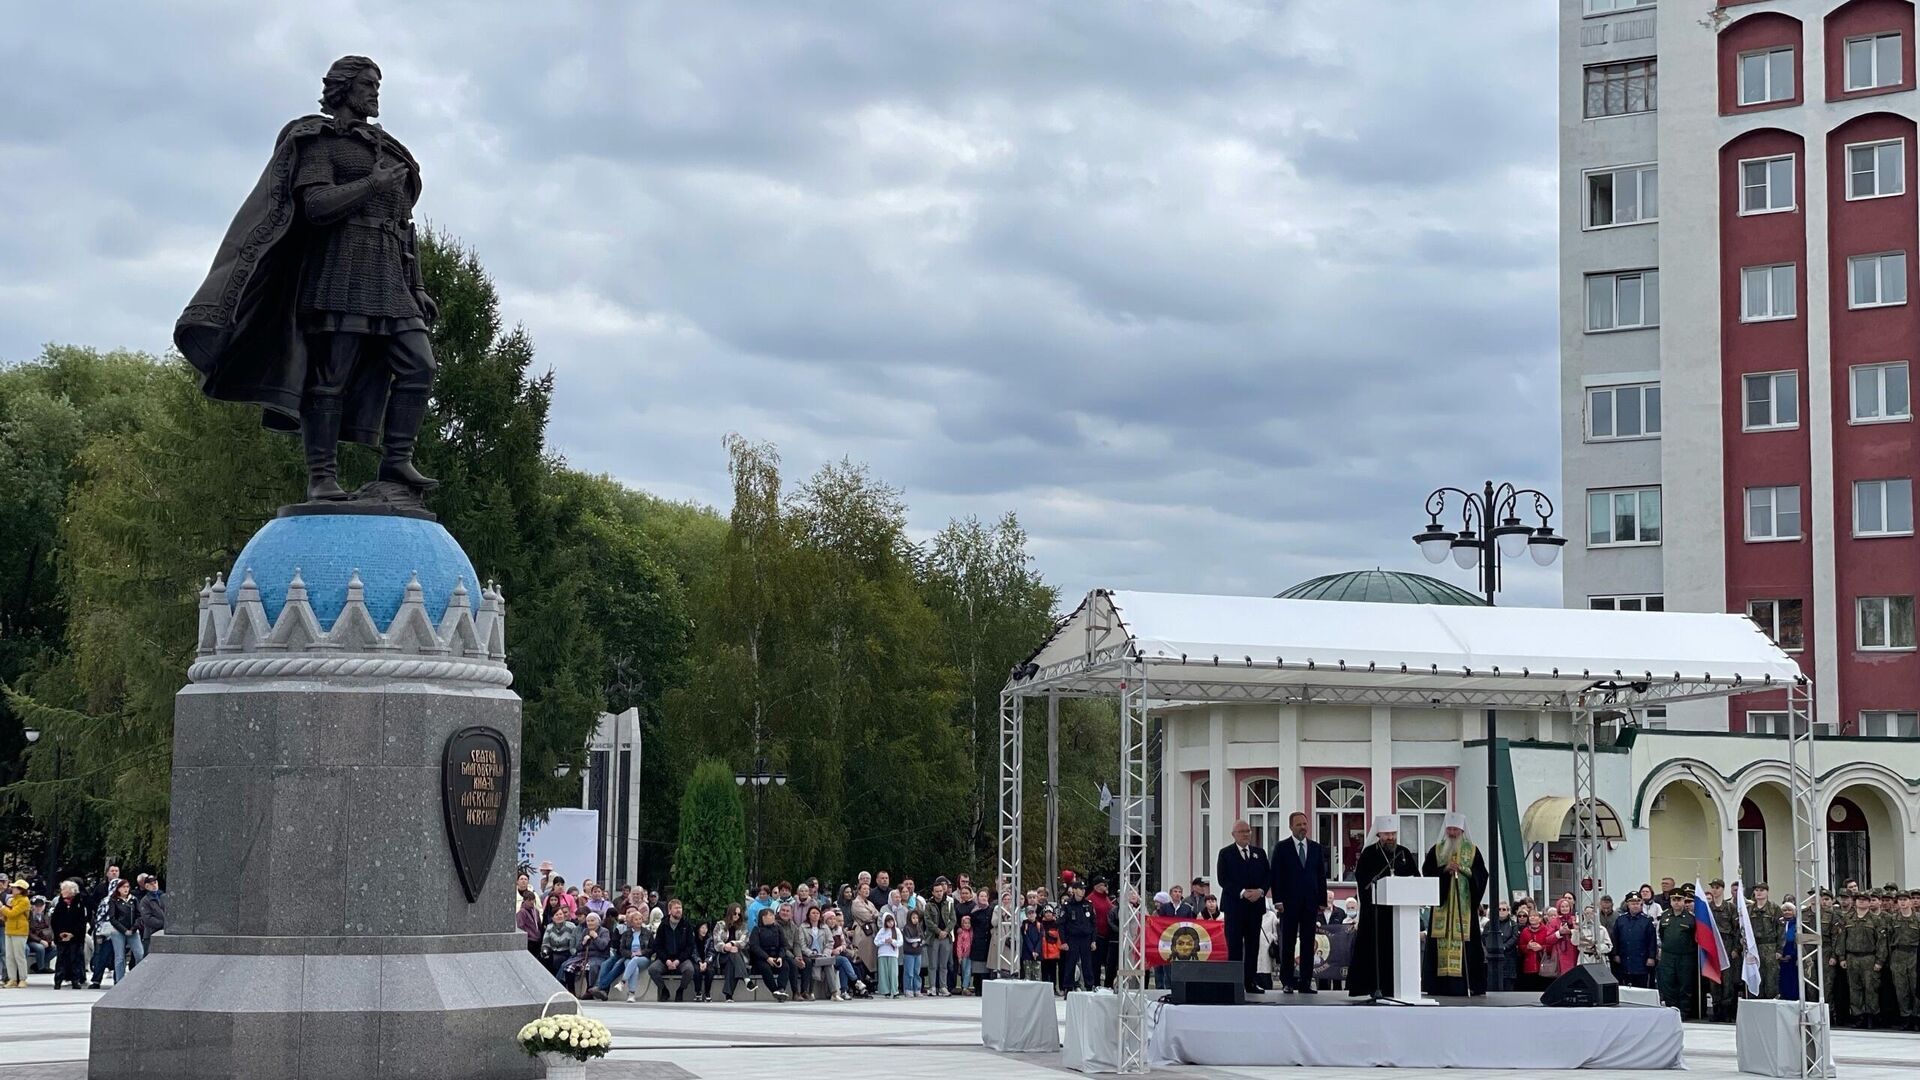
[1693,879,1730,985]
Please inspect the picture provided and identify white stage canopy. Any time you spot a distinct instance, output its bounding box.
[1000,588,1821,1077]
[1014,589,1803,708]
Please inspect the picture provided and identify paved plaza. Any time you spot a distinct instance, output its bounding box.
[0,980,1915,1079]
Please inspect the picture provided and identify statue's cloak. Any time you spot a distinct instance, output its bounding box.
[175,114,422,445]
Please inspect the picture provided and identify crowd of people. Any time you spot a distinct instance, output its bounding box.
[516,864,1201,1003]
[1479,876,1920,1029]
[0,866,165,990]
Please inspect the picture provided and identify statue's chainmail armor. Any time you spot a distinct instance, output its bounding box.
[294,125,423,322]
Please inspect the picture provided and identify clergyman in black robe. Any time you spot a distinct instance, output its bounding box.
[1347,817,1420,999]
[1420,814,1490,997]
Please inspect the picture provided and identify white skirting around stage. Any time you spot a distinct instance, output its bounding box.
[1146,1000,1686,1070]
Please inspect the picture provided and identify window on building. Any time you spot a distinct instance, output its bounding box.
[1313,778,1367,884]
[1740,155,1796,214]
[1849,253,1907,308]
[1585,0,1656,13]
[1586,270,1660,331]
[1244,776,1284,853]
[1857,595,1917,650]
[1587,165,1659,228]
[1743,371,1799,430]
[1738,798,1767,885]
[1636,705,1668,730]
[1741,264,1797,321]
[1847,140,1905,200]
[1588,383,1661,439]
[1747,710,1790,735]
[1851,362,1911,423]
[1746,485,1802,541]
[1854,478,1914,537]
[1748,598,1805,651]
[1588,487,1662,546]
[1738,47,1796,105]
[1590,594,1665,611]
[1860,710,1920,736]
[1845,32,1903,91]
[1585,59,1658,118]
[1395,777,1450,858]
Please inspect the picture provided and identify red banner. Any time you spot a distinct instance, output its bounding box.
[1144,916,1230,968]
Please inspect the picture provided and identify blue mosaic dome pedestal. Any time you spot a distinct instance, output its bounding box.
[229,512,483,630]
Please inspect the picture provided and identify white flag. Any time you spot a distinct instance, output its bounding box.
[1734,882,1760,996]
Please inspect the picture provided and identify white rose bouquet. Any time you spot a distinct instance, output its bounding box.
[516,1013,613,1062]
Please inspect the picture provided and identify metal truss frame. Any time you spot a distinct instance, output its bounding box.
[996,692,1024,920]
[1572,698,1601,951]
[1115,665,1151,1074]
[1000,627,1826,1076]
[1786,680,1830,1078]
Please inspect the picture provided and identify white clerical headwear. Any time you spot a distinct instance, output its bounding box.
[1371,815,1398,836]
[1443,812,1468,832]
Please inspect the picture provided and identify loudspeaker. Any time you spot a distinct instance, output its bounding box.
[1169,960,1245,1005]
[1540,962,1620,1007]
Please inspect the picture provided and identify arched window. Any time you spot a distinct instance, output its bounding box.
[1314,778,1367,883]
[1192,777,1212,880]
[1738,797,1767,887]
[1396,777,1451,856]
[1245,777,1283,853]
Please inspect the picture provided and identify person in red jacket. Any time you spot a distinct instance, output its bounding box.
[1087,878,1115,988]
[1517,906,1553,991]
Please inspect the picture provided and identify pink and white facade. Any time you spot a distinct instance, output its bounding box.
[1559,0,1920,886]
[1563,0,1920,736]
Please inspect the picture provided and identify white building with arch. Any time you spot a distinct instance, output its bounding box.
[1154,571,1920,901]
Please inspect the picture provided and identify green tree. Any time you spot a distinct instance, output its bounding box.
[670,758,747,923]
[920,512,1059,865]
[4,233,695,864]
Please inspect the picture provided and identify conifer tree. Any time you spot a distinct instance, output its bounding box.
[671,759,746,923]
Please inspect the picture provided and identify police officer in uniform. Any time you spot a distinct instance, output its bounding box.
[1748,883,1784,1000]
[1657,889,1697,1015]
[1057,882,1098,992]
[1839,890,1888,1027]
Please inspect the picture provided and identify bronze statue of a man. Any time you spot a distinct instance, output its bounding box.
[176,56,439,502]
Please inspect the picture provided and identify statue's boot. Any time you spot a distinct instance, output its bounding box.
[378,385,439,490]
[300,396,350,501]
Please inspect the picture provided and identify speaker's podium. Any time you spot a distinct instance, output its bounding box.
[1371,875,1439,1005]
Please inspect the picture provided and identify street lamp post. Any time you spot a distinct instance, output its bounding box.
[734,757,786,888]
[22,728,59,886]
[1410,480,1564,980]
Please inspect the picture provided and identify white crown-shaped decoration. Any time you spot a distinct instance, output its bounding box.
[187,567,511,688]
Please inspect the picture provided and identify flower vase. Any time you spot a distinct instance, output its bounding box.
[538,1052,587,1080]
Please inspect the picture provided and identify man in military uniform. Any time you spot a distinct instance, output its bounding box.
[1748,883,1784,1000]
[1889,890,1918,1030]
[1825,892,1852,1022]
[1839,890,1888,1027]
[1707,880,1742,1019]
[1657,889,1697,1015]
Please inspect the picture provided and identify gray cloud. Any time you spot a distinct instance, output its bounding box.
[1,0,1564,607]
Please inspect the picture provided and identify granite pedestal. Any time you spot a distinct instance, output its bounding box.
[89,515,554,1080]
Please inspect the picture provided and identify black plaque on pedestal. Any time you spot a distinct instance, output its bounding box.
[442,726,512,903]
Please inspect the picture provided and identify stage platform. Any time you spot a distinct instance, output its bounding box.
[1144,993,1686,1070]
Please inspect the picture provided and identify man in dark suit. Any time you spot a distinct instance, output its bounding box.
[1216,819,1272,994]
[1270,811,1328,993]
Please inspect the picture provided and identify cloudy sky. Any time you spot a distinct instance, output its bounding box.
[1,0,1563,606]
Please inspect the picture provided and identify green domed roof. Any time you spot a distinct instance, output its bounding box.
[1276,570,1488,606]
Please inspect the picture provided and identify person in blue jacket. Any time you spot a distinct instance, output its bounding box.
[1611,892,1660,988]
